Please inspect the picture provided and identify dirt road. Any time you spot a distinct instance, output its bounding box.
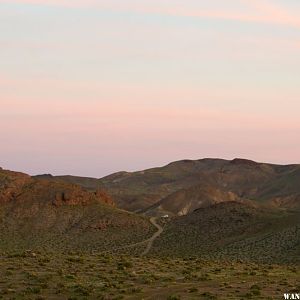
[141,217,163,256]
[99,217,163,256]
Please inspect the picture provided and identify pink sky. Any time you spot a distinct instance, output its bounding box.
[2,0,300,28]
[0,0,299,176]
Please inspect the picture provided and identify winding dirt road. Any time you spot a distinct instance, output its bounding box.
[141,217,163,256]
[99,217,163,256]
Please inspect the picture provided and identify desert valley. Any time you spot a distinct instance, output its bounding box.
[0,158,299,299]
[2,0,300,298]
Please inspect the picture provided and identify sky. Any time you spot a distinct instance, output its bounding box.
[0,0,300,177]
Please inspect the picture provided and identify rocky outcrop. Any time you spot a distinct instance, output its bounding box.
[0,170,31,203]
[95,189,115,207]
[0,168,153,253]
[0,168,115,207]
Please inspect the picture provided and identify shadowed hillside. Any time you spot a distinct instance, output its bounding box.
[0,168,154,253]
[150,202,300,264]
[36,158,300,215]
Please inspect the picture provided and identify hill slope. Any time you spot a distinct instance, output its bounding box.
[150,201,300,263]
[2,166,300,264]
[36,158,300,215]
[0,168,154,253]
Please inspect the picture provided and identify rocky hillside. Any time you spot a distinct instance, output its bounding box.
[2,166,300,264]
[0,168,154,253]
[0,168,114,207]
[36,158,300,215]
[150,201,300,263]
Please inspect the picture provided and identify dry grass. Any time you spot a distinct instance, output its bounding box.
[0,252,299,299]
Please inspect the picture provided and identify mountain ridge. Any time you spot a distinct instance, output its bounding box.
[34,158,300,216]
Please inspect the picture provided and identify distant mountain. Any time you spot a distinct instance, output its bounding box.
[0,168,154,252]
[35,158,300,216]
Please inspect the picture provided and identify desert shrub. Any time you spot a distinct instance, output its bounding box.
[201,292,217,299]
[250,284,261,290]
[188,287,198,293]
[25,287,41,294]
[73,284,90,296]
[167,295,181,300]
[67,256,84,263]
[117,260,133,270]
